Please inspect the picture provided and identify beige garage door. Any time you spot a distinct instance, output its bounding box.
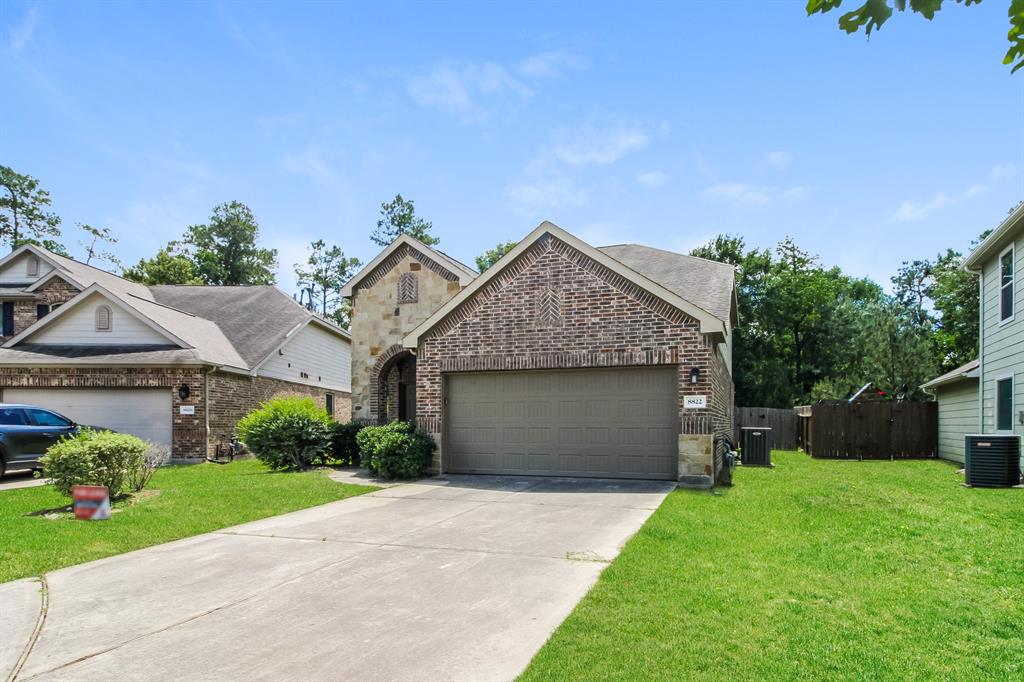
[3,388,173,446]
[446,367,679,480]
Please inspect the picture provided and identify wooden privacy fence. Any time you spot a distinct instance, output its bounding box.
[809,401,937,459]
[735,407,798,450]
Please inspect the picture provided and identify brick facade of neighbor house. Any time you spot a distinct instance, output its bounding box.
[413,233,735,487]
[0,366,207,458]
[348,245,464,422]
[0,366,352,460]
[5,275,81,340]
[206,371,352,454]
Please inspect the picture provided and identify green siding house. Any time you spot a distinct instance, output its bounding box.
[922,359,979,464]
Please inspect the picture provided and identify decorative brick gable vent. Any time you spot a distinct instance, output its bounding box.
[398,272,418,303]
[537,286,561,327]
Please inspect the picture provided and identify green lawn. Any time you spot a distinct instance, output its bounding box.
[522,451,1024,681]
[0,459,374,584]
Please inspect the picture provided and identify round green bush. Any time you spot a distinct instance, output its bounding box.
[355,421,436,480]
[236,396,332,470]
[41,429,148,498]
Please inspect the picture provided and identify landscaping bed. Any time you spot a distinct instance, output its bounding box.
[0,459,374,584]
[521,451,1023,680]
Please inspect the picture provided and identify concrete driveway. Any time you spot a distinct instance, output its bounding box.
[4,475,673,682]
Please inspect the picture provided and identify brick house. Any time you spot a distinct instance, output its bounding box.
[344,222,737,488]
[0,244,351,460]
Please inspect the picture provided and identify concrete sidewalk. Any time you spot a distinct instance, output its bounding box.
[4,475,673,682]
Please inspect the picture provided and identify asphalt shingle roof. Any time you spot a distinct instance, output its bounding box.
[598,244,736,323]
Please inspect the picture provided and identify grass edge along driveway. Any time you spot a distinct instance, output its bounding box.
[521,451,1023,681]
[1,459,375,584]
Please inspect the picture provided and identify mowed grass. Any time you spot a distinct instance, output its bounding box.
[522,451,1024,681]
[0,459,375,584]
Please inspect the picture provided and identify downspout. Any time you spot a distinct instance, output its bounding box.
[205,365,216,457]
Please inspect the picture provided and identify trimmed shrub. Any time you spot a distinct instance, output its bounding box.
[41,429,148,498]
[125,441,172,493]
[355,421,436,480]
[328,421,365,466]
[236,396,332,470]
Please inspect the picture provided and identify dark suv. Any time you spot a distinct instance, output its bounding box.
[0,404,81,478]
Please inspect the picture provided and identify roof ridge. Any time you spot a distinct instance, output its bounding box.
[599,243,737,270]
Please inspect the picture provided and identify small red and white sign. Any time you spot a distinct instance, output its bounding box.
[72,485,111,521]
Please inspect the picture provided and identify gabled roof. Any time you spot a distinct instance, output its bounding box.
[598,244,737,324]
[403,221,730,349]
[341,234,477,297]
[1,283,248,369]
[0,246,349,371]
[149,285,348,368]
[921,359,980,389]
[964,201,1024,271]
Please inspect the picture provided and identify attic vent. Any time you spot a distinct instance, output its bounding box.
[26,255,39,277]
[398,272,418,303]
[95,305,112,332]
[537,286,561,327]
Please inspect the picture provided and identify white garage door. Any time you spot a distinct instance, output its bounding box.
[3,388,173,446]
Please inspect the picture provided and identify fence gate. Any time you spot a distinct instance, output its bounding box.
[809,401,937,459]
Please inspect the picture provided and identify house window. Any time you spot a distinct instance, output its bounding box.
[398,272,418,303]
[1000,247,1014,322]
[325,393,335,419]
[36,304,50,320]
[996,376,1014,432]
[26,255,39,277]
[2,302,13,336]
[95,305,112,331]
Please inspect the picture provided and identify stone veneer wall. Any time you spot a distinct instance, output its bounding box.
[348,246,464,420]
[0,366,207,458]
[207,371,352,456]
[414,233,734,487]
[4,275,81,340]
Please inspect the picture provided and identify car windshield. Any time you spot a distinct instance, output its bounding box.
[0,407,29,425]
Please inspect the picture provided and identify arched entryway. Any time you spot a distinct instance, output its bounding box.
[369,344,416,423]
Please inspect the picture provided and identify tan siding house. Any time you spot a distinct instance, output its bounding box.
[922,360,979,464]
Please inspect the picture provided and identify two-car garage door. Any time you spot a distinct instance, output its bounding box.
[2,389,173,446]
[446,367,678,480]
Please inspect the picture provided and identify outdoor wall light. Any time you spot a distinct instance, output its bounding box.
[178,383,191,401]
[689,367,701,385]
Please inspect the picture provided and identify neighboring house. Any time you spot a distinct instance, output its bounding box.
[0,245,351,459]
[925,202,1024,467]
[964,202,1024,458]
[344,221,737,488]
[921,359,979,464]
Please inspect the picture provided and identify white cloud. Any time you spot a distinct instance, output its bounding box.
[890,164,1017,222]
[281,148,335,182]
[407,50,587,121]
[892,192,951,222]
[514,49,588,78]
[703,182,806,206]
[636,171,670,188]
[551,125,651,167]
[764,151,792,172]
[407,61,530,120]
[6,6,39,53]
[505,175,591,213]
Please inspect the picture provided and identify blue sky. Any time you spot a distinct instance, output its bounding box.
[2,1,1022,294]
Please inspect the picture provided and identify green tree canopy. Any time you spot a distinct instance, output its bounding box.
[122,243,203,285]
[294,239,362,329]
[807,0,1024,73]
[475,240,517,271]
[79,224,121,268]
[184,201,278,285]
[371,194,438,247]
[0,165,62,252]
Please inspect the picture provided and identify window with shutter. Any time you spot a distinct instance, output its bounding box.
[95,305,112,331]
